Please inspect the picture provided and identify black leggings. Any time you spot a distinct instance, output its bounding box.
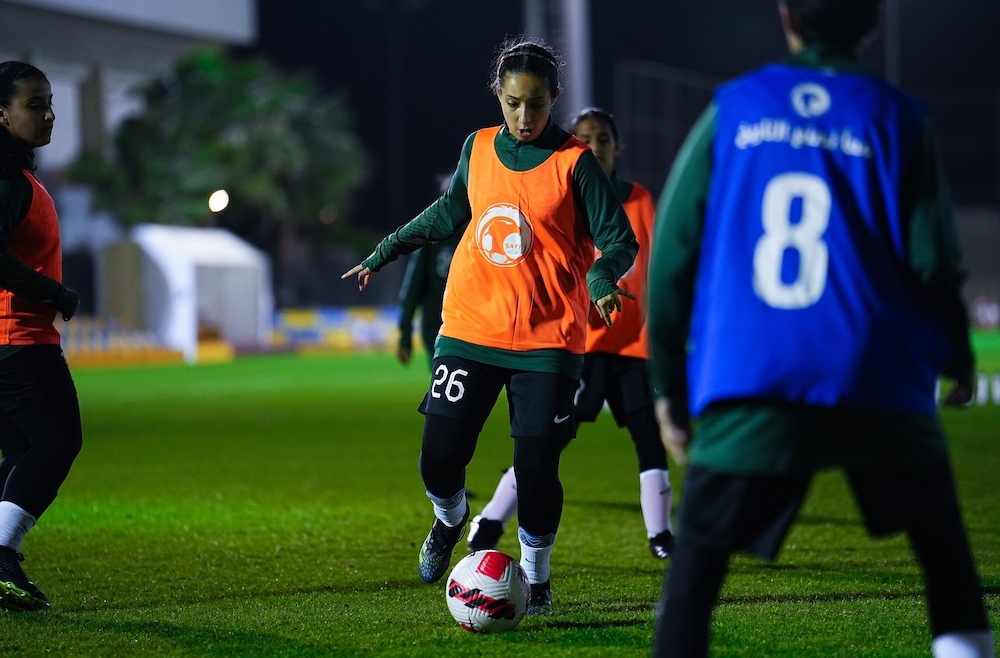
[0,346,83,520]
[420,412,563,537]
[653,525,990,658]
[908,496,990,636]
[653,464,990,657]
[623,406,668,473]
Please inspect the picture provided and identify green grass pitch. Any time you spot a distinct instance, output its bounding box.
[1,338,997,657]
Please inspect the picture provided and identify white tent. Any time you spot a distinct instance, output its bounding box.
[123,224,273,363]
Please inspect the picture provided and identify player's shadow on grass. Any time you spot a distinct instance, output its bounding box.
[513,591,657,632]
[520,618,648,631]
[564,498,641,514]
[14,616,342,657]
[52,577,433,615]
[792,513,865,528]
[719,589,926,607]
[569,501,866,530]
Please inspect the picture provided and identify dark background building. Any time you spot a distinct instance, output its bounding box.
[241,1,1000,226]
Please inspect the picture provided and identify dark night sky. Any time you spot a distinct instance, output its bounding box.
[238,1,1000,235]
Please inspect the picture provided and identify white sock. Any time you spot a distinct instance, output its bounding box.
[426,489,467,527]
[480,467,518,524]
[0,501,36,552]
[932,631,996,658]
[639,469,673,537]
[518,527,555,585]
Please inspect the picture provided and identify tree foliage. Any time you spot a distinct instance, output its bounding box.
[69,48,368,240]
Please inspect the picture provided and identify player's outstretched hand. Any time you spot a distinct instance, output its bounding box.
[341,264,373,292]
[655,397,690,467]
[941,378,975,408]
[594,287,636,327]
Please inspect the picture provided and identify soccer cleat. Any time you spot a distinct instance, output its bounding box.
[418,506,469,584]
[467,515,504,551]
[649,530,676,560]
[525,579,553,616]
[0,546,49,612]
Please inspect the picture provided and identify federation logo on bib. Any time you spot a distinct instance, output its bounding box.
[475,203,534,267]
[790,83,831,119]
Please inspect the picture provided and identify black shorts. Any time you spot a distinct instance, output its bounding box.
[679,457,965,561]
[574,353,653,426]
[0,345,78,413]
[418,355,578,440]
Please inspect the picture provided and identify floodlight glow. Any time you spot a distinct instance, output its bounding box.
[208,189,230,213]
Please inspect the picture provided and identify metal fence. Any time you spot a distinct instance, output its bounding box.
[612,58,721,198]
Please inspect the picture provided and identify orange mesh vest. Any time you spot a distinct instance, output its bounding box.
[0,170,62,345]
[440,127,594,354]
[584,182,654,359]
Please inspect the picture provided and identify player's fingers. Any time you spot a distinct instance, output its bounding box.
[340,264,363,280]
[654,398,670,426]
[665,436,688,468]
[662,425,689,467]
[617,287,637,301]
[655,398,688,466]
[595,293,616,326]
[358,270,372,292]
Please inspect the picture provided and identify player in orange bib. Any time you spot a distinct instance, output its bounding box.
[466,107,675,560]
[343,38,638,616]
[0,61,82,612]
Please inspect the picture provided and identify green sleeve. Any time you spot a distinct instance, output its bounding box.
[905,116,974,380]
[574,149,638,302]
[647,103,717,400]
[361,135,475,273]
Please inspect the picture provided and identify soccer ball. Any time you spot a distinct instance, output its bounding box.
[445,549,530,633]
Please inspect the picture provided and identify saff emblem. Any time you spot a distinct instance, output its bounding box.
[475,203,534,267]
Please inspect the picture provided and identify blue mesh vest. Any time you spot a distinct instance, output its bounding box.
[689,63,951,416]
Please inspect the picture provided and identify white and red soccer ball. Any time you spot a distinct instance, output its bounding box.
[445,549,531,633]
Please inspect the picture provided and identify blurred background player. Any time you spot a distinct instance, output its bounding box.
[0,61,82,612]
[466,107,674,560]
[647,1,994,656]
[342,38,637,616]
[395,173,461,371]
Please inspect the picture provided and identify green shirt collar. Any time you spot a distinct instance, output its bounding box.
[493,118,574,170]
[788,45,869,75]
[496,118,572,151]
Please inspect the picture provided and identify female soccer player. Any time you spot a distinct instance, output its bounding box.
[343,38,638,616]
[0,61,82,611]
[466,107,675,560]
[647,1,994,655]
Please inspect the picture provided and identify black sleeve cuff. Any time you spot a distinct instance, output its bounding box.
[0,248,61,302]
